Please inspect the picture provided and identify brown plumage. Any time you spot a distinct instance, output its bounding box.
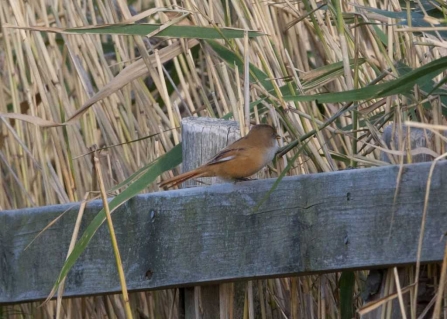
[159,124,280,189]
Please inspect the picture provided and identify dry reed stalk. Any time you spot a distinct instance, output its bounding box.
[1,0,446,317]
[94,149,133,319]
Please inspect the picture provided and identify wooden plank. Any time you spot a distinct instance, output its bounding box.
[1,161,447,304]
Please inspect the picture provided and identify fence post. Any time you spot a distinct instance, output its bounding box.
[179,117,241,319]
[362,123,443,319]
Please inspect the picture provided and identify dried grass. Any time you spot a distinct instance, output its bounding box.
[1,0,446,318]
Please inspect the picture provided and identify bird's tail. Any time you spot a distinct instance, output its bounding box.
[159,167,209,189]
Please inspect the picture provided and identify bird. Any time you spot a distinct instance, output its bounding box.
[159,124,281,189]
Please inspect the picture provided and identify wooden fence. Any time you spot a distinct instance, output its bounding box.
[1,118,446,318]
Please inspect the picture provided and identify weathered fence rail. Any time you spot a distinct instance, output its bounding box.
[1,160,446,304]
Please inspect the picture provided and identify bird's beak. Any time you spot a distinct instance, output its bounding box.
[275,134,281,140]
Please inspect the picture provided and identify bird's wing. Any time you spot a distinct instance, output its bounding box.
[206,147,248,166]
[205,134,254,166]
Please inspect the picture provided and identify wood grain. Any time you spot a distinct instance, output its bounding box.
[181,117,240,187]
[1,161,446,303]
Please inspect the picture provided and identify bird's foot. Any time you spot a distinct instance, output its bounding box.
[234,177,257,183]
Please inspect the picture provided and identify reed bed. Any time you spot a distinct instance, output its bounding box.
[1,0,446,318]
